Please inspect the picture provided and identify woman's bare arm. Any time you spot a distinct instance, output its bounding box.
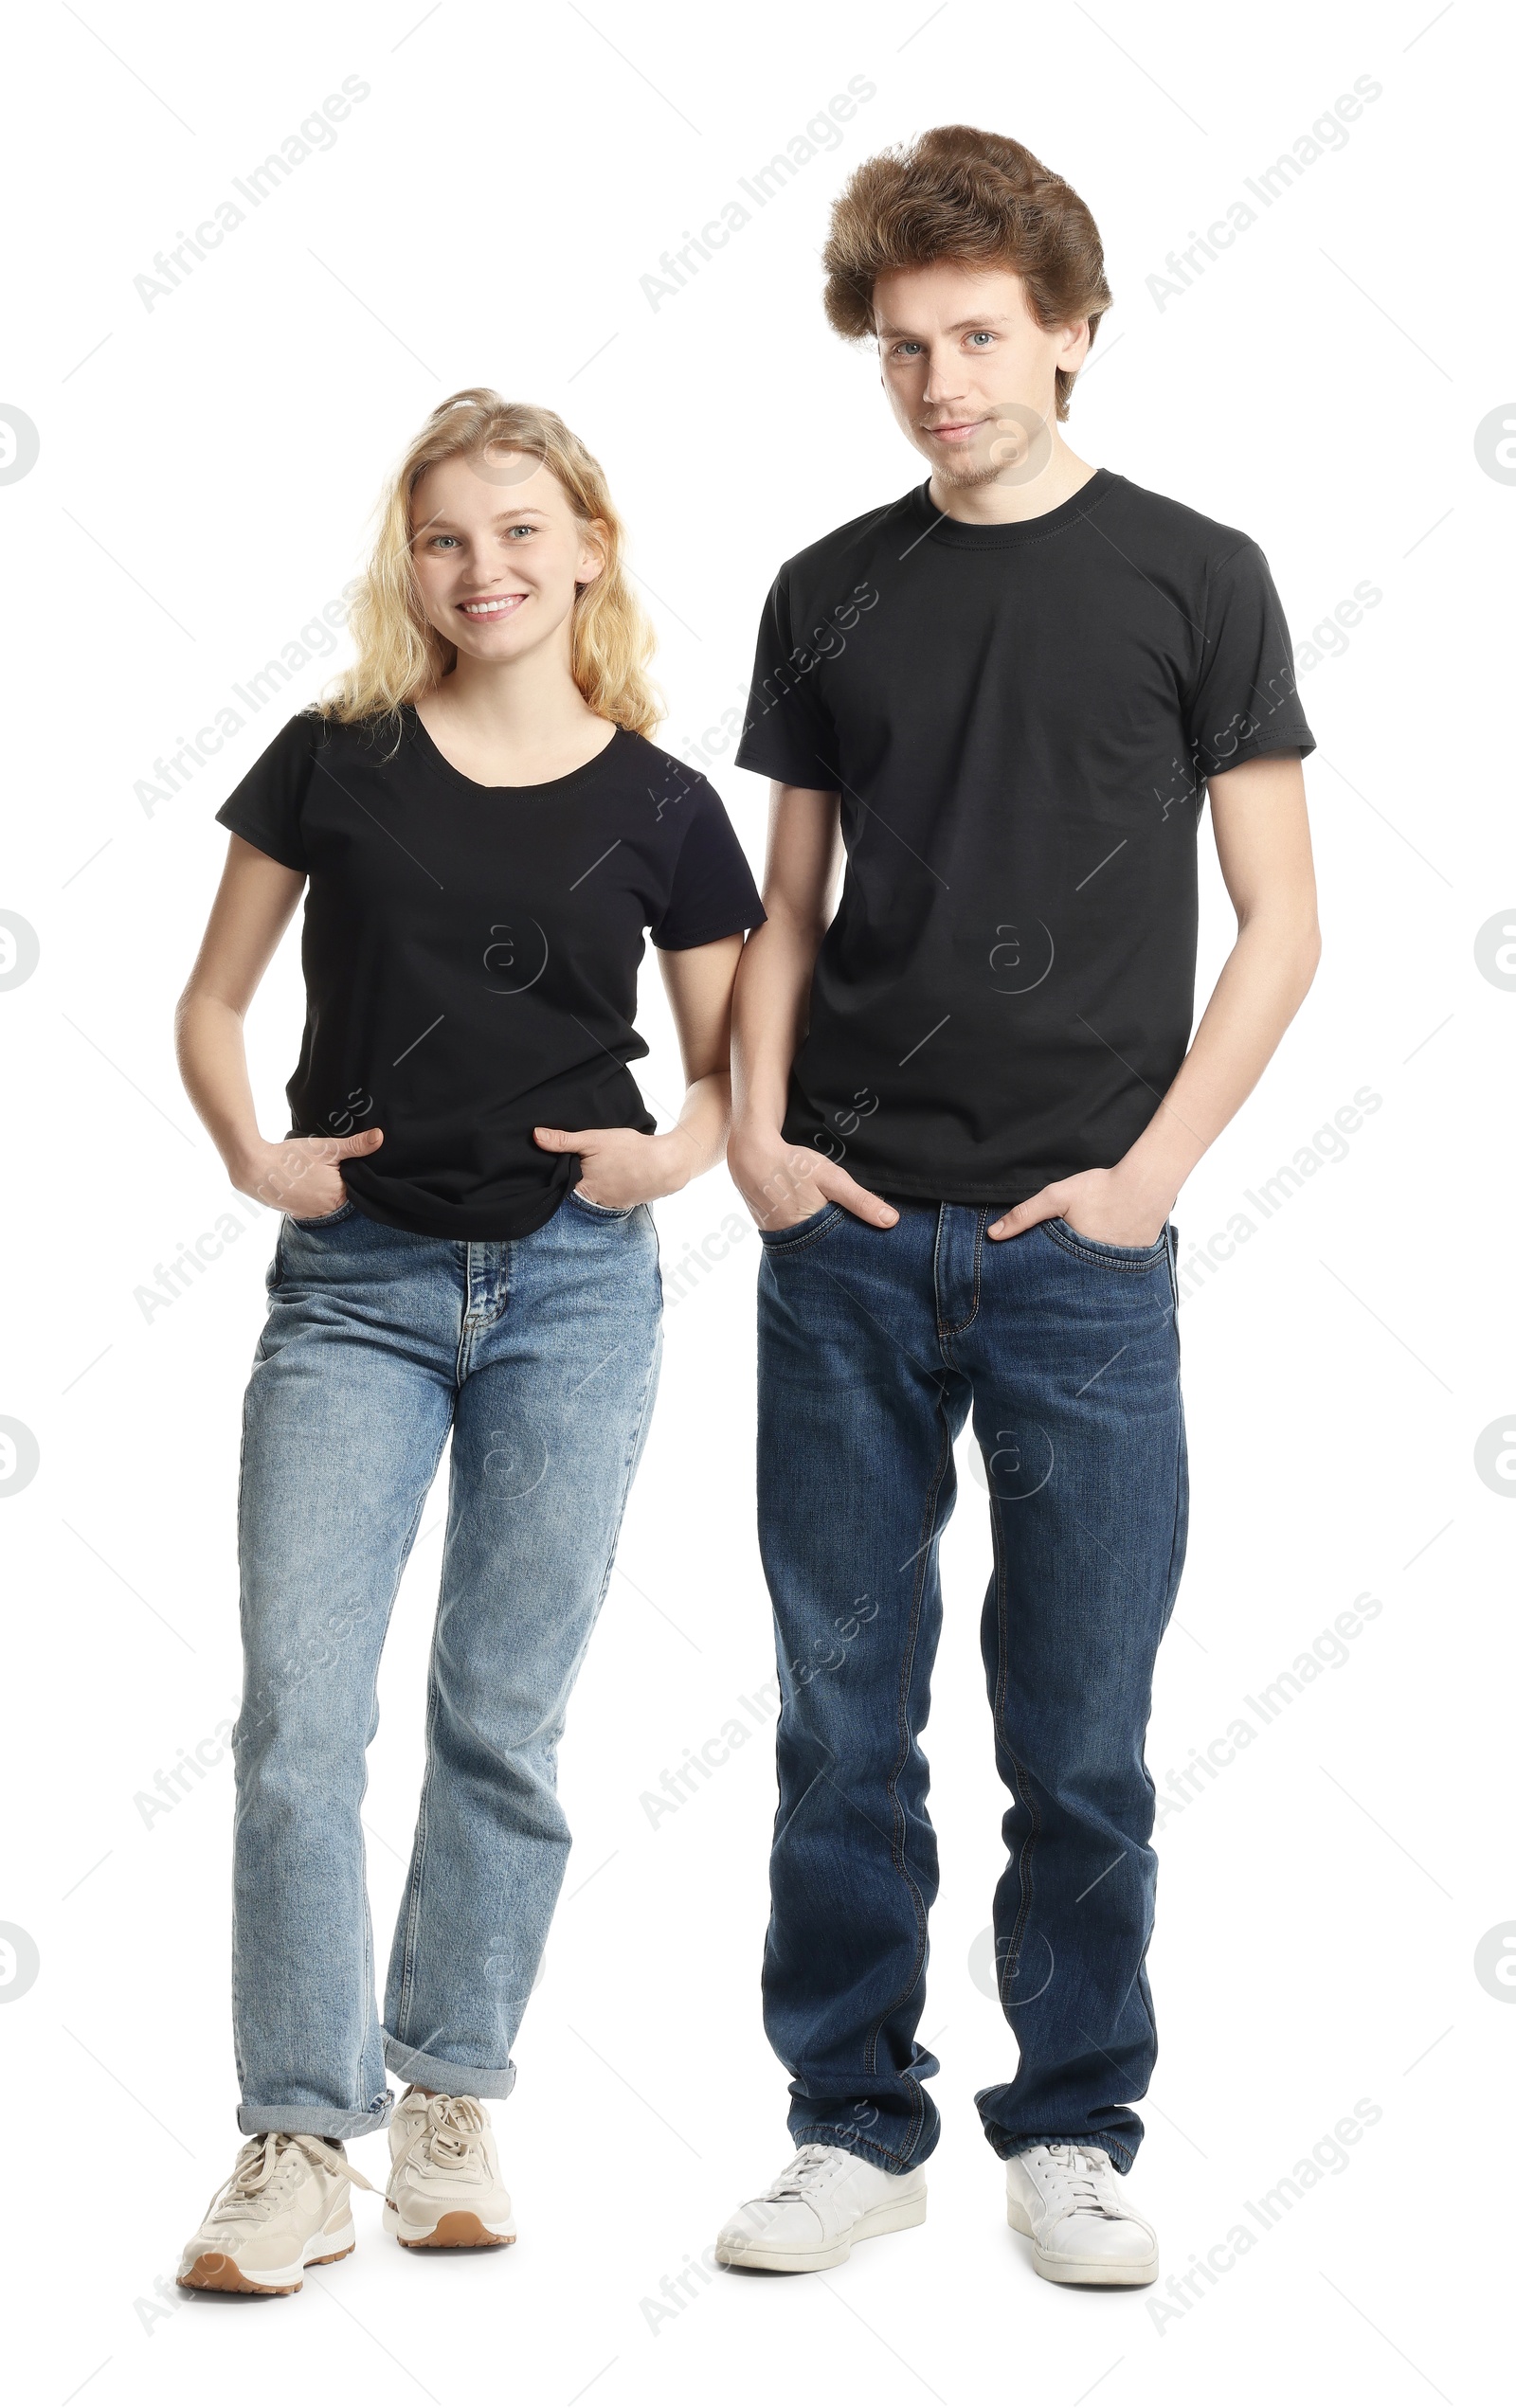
[532,933,746,1207]
[175,835,384,1215]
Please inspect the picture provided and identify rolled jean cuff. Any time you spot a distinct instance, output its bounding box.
[382,2030,517,2101]
[238,2091,393,2141]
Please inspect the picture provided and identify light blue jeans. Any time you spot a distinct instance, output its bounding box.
[231,1192,662,2138]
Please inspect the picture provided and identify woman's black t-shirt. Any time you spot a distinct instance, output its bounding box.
[215,709,764,1239]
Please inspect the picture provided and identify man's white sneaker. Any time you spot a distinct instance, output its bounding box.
[384,2089,515,2248]
[1005,2144,1158,2286]
[714,2143,927,2273]
[177,2131,374,2295]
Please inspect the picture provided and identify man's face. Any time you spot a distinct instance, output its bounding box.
[873,261,1091,489]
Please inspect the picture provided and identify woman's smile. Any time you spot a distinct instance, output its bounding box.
[458,592,527,620]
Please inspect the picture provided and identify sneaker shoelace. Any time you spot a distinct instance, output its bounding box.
[764,2144,840,2201]
[200,2132,372,2231]
[401,2093,488,2177]
[1039,2145,1123,2220]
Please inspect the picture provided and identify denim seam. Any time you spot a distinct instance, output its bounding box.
[393,1664,442,2050]
[929,1204,950,1343]
[1003,1745,1042,2001]
[1161,1422,1185,1619]
[937,1207,986,1342]
[1156,1267,1186,1635]
[1125,1324,1185,2111]
[230,1388,258,2090]
[359,1868,378,2123]
[457,1242,502,1375]
[457,1245,478,1380]
[860,1398,954,2164]
[983,1502,1040,1993]
[386,1420,455,2050]
[989,1486,1040,1995]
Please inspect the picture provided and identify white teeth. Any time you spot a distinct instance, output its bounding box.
[462,598,519,616]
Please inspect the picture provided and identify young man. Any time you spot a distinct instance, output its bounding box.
[716,126,1318,2287]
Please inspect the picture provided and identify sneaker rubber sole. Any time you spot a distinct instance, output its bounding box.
[384,2202,515,2249]
[177,2219,356,2295]
[714,2189,926,2273]
[1006,2197,1158,2287]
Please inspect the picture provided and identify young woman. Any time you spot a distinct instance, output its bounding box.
[173,388,762,2292]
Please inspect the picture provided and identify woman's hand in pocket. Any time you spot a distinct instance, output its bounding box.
[231,1127,384,1218]
[534,1123,695,1209]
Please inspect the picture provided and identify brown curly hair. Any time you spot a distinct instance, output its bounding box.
[821,126,1112,421]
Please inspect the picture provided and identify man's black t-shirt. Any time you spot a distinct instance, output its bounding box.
[735,470,1315,1204]
[216,710,764,1238]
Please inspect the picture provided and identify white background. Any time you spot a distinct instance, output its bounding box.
[1,3,1510,2402]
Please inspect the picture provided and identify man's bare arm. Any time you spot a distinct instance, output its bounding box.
[728,782,899,1231]
[990,749,1322,1243]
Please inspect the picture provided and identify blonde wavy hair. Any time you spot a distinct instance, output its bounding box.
[324,387,660,734]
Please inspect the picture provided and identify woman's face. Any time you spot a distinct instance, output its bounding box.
[409,448,605,671]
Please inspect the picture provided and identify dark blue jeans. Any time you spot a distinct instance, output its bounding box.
[756,1198,1186,2176]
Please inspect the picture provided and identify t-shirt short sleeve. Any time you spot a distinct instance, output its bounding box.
[733,571,841,790]
[651,782,766,950]
[214,710,323,871]
[1185,542,1316,780]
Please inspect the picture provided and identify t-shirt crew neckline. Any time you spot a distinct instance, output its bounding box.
[909,465,1117,549]
[404,707,627,799]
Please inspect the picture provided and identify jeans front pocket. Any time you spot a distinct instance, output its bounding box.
[1043,1215,1170,1271]
[285,1198,358,1230]
[757,1200,843,1252]
[568,1187,638,1220]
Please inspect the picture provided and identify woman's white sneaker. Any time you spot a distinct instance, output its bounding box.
[384,2089,516,2248]
[177,2131,373,2295]
[714,2143,927,2273]
[1005,2144,1159,2286]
